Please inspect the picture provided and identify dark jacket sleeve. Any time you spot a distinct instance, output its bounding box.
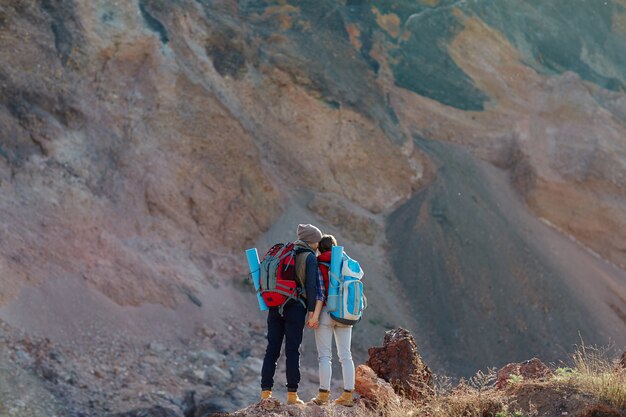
[304,252,319,312]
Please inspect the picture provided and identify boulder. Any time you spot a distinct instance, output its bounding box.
[191,350,223,367]
[108,406,181,417]
[179,368,206,384]
[496,358,553,389]
[195,397,234,416]
[366,328,433,400]
[149,342,167,353]
[181,391,235,417]
[205,364,232,386]
[243,357,264,375]
[228,383,260,406]
[355,364,401,407]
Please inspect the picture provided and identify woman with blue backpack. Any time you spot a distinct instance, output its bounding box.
[307,234,364,407]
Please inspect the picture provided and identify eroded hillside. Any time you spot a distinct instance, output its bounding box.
[0,0,626,415]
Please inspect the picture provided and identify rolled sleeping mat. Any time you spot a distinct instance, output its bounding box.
[246,248,269,311]
[327,245,344,312]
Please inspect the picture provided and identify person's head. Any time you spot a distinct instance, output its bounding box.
[297,224,322,249]
[318,234,337,253]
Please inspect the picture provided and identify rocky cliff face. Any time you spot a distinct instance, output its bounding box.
[0,0,422,308]
[1,0,626,415]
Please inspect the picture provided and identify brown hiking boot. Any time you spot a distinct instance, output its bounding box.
[260,390,272,400]
[311,390,330,405]
[287,391,305,405]
[334,390,354,407]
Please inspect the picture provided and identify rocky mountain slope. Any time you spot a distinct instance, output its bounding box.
[1,0,626,415]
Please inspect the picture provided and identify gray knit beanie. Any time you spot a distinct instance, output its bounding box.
[297,224,323,244]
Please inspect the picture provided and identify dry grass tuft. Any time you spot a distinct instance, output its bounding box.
[354,369,510,417]
[567,343,626,410]
[419,369,509,417]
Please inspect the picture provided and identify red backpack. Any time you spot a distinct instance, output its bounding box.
[259,243,312,313]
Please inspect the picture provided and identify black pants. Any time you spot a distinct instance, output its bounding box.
[260,302,307,392]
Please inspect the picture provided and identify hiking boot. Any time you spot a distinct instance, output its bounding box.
[334,390,354,407]
[260,390,272,400]
[311,389,330,405]
[287,391,305,405]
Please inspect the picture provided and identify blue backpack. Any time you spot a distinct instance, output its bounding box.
[327,253,366,325]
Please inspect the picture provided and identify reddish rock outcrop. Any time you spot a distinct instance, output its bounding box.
[354,364,401,407]
[496,358,553,389]
[366,328,433,401]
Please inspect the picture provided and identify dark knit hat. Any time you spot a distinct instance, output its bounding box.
[297,224,323,244]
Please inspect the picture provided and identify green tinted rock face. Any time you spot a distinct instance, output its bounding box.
[348,0,626,110]
[469,0,626,92]
[390,6,488,110]
[346,0,490,110]
[366,0,626,109]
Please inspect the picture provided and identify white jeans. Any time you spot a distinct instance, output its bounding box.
[314,306,355,391]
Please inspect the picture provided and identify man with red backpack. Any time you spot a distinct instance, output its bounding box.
[260,224,324,405]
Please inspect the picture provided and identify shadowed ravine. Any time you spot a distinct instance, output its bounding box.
[387,139,626,377]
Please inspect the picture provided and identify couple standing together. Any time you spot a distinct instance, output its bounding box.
[260,223,355,407]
